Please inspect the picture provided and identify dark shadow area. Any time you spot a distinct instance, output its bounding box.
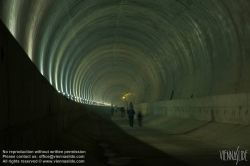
[54,113,189,166]
[170,91,174,100]
[1,46,4,62]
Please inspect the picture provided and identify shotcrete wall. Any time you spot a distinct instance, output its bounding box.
[0,20,110,151]
[135,93,250,125]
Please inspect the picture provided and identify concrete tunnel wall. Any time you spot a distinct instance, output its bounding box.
[1,1,250,152]
[1,1,250,105]
[134,92,250,125]
[0,20,111,151]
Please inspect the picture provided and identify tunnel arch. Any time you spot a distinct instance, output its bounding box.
[1,0,249,105]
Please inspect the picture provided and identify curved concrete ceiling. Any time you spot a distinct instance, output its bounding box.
[1,0,250,105]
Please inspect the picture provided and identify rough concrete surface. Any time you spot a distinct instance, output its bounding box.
[135,93,250,125]
[1,1,250,104]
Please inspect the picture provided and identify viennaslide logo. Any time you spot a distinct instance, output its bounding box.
[219,146,248,165]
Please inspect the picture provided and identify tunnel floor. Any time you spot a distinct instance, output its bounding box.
[54,112,249,166]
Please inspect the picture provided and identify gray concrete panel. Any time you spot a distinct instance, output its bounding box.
[135,93,250,125]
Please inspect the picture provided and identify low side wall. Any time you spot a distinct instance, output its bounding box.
[88,105,112,120]
[134,93,250,125]
[0,20,110,151]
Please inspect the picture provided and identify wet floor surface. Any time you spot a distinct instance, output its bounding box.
[54,113,249,166]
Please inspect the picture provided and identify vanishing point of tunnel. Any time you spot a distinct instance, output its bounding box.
[0,0,250,166]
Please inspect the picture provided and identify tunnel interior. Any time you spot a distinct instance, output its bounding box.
[1,0,250,105]
[1,0,250,166]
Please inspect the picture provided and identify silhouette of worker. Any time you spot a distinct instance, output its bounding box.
[121,106,125,117]
[137,111,143,127]
[127,102,135,127]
